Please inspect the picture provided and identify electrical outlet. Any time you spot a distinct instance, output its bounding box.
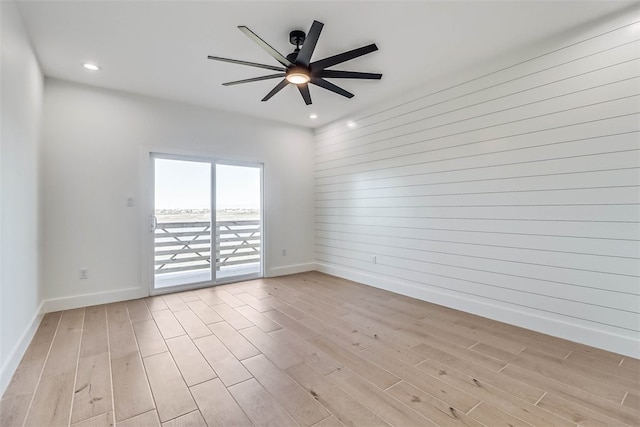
[282,249,287,256]
[126,197,134,207]
[80,268,88,279]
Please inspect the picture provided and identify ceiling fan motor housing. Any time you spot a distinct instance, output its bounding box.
[289,30,306,47]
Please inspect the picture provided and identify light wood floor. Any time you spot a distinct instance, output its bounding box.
[1,272,638,427]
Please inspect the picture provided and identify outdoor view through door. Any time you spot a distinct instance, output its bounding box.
[153,156,262,290]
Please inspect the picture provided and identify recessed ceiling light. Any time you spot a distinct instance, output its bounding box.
[309,114,318,119]
[347,121,356,128]
[83,63,101,71]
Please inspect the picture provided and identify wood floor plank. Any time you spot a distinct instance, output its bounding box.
[468,402,532,427]
[298,315,374,354]
[263,309,317,340]
[152,309,186,339]
[165,335,216,387]
[193,334,252,386]
[537,392,625,426]
[509,347,628,403]
[566,351,639,381]
[176,290,201,302]
[71,352,113,424]
[417,350,544,404]
[243,354,330,426]
[269,328,342,375]
[403,322,479,349]
[358,347,480,412]
[313,416,345,427]
[42,308,84,378]
[213,289,245,308]
[173,309,212,339]
[126,299,152,322]
[118,410,161,427]
[239,326,303,370]
[111,352,155,422]
[327,367,435,427]
[132,319,168,357]
[0,392,32,427]
[108,315,139,359]
[211,303,254,329]
[386,381,485,427]
[340,311,422,348]
[106,302,129,324]
[228,378,297,427]
[161,294,189,312]
[71,411,113,427]
[2,358,45,398]
[623,391,639,410]
[80,305,108,358]
[502,363,640,426]
[235,291,274,312]
[261,296,306,320]
[162,410,207,427]
[236,305,282,333]
[23,372,75,427]
[190,378,252,427]
[208,321,260,360]
[412,340,507,373]
[194,288,225,306]
[185,300,223,324]
[621,357,640,371]
[286,362,391,427]
[143,352,197,422]
[24,311,62,359]
[308,335,400,390]
[144,296,168,312]
[416,358,570,427]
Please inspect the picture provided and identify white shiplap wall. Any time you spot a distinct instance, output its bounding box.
[314,11,640,357]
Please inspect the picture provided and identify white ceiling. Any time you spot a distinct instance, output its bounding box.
[17,0,636,128]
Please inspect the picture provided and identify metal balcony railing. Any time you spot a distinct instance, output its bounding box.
[154,220,260,275]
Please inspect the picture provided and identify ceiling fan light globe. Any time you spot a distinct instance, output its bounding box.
[286,72,310,85]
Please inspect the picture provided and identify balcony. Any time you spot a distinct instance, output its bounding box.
[154,219,260,288]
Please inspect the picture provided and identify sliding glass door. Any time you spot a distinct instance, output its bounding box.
[215,164,262,281]
[151,155,262,291]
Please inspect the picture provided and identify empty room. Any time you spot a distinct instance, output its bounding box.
[1,0,639,426]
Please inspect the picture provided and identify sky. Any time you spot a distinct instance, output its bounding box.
[154,159,260,210]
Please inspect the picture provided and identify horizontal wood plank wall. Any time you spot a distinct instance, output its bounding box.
[313,11,640,357]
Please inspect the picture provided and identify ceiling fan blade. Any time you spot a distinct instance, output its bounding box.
[311,44,378,70]
[238,26,292,67]
[207,56,285,72]
[222,73,286,86]
[296,20,324,67]
[298,84,312,105]
[262,79,290,102]
[310,77,354,99]
[320,70,382,80]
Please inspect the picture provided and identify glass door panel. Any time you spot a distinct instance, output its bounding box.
[215,164,262,282]
[153,158,212,289]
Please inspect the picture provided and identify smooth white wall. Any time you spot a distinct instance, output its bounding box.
[314,9,640,357]
[41,79,314,310]
[0,0,44,394]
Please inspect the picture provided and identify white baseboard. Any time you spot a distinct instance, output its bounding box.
[314,262,640,359]
[0,301,44,396]
[266,262,315,278]
[42,286,148,313]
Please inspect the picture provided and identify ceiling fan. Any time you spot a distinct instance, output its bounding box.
[207,20,382,105]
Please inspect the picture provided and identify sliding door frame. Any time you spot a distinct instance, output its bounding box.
[142,149,264,296]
